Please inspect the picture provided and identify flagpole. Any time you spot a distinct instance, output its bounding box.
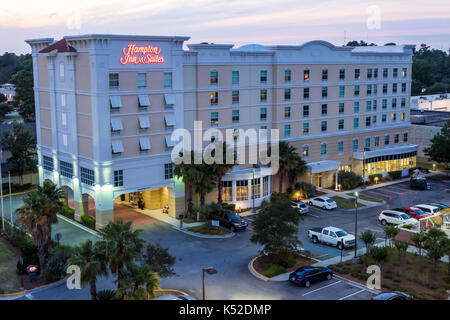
[8,171,13,227]
[0,166,4,231]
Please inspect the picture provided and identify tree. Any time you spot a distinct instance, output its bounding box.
[210,142,234,203]
[277,142,306,192]
[250,198,302,256]
[143,243,176,278]
[1,121,36,184]
[98,220,145,292]
[383,225,399,247]
[345,40,377,47]
[10,58,35,121]
[337,170,363,190]
[360,230,377,250]
[0,103,13,118]
[67,239,108,300]
[116,263,160,300]
[423,228,447,271]
[423,120,450,170]
[393,240,409,262]
[410,231,427,256]
[0,94,7,104]
[195,163,217,206]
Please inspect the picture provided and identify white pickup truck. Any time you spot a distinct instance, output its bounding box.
[308,227,356,250]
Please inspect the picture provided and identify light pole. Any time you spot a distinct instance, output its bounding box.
[252,164,260,213]
[202,267,217,300]
[354,191,359,260]
[8,171,12,227]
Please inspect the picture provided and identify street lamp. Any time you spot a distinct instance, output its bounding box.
[353,192,359,261]
[252,164,260,213]
[433,163,436,171]
[202,267,217,300]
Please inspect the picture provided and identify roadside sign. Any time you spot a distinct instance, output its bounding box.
[211,220,219,227]
[55,233,62,241]
[27,265,38,273]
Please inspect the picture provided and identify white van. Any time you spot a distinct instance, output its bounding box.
[413,204,441,215]
[378,210,417,226]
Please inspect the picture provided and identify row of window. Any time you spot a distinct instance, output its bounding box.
[43,157,96,186]
[109,94,175,113]
[221,176,270,201]
[210,83,407,106]
[110,114,175,135]
[109,72,173,90]
[209,67,408,86]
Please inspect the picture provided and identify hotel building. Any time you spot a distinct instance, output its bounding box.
[26,35,417,228]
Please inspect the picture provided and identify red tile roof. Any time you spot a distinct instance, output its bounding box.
[39,38,76,53]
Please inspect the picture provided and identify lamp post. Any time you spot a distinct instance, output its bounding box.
[353,191,359,260]
[202,267,217,300]
[252,164,260,213]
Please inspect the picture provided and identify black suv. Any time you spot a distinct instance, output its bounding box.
[209,210,247,232]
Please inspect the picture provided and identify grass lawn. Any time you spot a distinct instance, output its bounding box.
[346,192,383,203]
[330,196,365,209]
[0,239,22,294]
[187,223,230,235]
[253,253,317,278]
[329,247,450,300]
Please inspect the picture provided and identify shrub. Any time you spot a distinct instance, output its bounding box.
[270,193,290,202]
[292,182,316,199]
[368,174,383,184]
[41,245,74,282]
[264,264,286,278]
[221,203,236,212]
[337,171,363,190]
[367,246,389,263]
[276,252,296,268]
[194,205,211,221]
[60,205,75,219]
[388,170,402,179]
[417,272,429,287]
[96,289,118,300]
[80,215,96,229]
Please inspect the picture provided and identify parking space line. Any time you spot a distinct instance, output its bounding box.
[338,289,366,300]
[301,280,342,296]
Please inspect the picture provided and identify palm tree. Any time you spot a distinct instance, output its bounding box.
[287,156,307,188]
[67,239,108,300]
[116,263,160,300]
[277,142,305,192]
[98,220,145,292]
[360,230,377,250]
[410,231,427,257]
[16,190,50,269]
[423,228,447,271]
[383,225,399,247]
[210,142,234,203]
[195,164,217,206]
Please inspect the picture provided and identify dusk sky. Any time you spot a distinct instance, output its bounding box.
[1,0,449,54]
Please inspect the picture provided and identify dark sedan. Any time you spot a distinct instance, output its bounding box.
[371,291,413,300]
[209,210,247,232]
[289,266,333,288]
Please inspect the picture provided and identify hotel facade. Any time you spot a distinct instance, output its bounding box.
[26,35,417,228]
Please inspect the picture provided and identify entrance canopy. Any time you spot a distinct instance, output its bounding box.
[353,144,419,160]
[306,160,341,174]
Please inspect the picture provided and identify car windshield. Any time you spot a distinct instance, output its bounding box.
[326,199,334,203]
[400,214,410,220]
[335,231,347,237]
[299,203,307,208]
[228,214,241,221]
[414,209,425,215]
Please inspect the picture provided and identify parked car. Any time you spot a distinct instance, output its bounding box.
[378,209,417,226]
[289,266,333,288]
[402,207,431,220]
[371,291,413,300]
[409,177,430,190]
[413,204,441,215]
[153,294,196,300]
[428,203,448,210]
[308,196,337,210]
[209,210,247,232]
[291,201,309,215]
[308,226,355,250]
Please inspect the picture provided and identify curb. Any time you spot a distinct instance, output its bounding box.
[155,288,189,296]
[0,290,26,298]
[174,226,236,239]
[0,191,28,198]
[57,214,100,238]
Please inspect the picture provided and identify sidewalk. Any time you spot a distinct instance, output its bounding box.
[130,206,204,229]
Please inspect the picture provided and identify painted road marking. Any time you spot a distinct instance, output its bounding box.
[302,280,342,296]
[338,289,366,300]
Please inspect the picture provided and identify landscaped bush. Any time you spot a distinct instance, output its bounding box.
[367,246,389,263]
[221,203,236,212]
[41,245,74,282]
[337,171,363,190]
[263,264,286,278]
[292,182,316,199]
[96,289,118,300]
[276,252,296,268]
[388,170,402,179]
[60,205,75,219]
[80,215,96,230]
[270,192,290,202]
[368,174,383,184]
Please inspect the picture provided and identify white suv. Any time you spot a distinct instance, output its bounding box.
[308,196,337,210]
[378,209,417,226]
[413,204,440,215]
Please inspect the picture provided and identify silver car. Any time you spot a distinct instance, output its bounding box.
[291,201,309,215]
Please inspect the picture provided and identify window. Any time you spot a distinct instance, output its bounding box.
[385,135,390,145]
[338,141,344,154]
[303,122,309,135]
[402,68,407,78]
[366,116,371,127]
[285,69,291,83]
[367,68,372,79]
[114,170,123,187]
[339,86,345,98]
[210,92,218,105]
[303,88,309,100]
[355,68,360,80]
[112,140,124,154]
[383,84,388,94]
[400,112,405,121]
[321,143,327,156]
[354,85,360,96]
[402,83,406,93]
[321,121,327,133]
[236,180,248,200]
[374,68,378,79]
[322,87,327,98]
[373,100,378,111]
[59,63,65,78]
[403,132,408,143]
[61,113,67,126]
[374,84,378,95]
[374,136,380,148]
[393,83,397,94]
[353,139,358,152]
[339,68,345,80]
[322,69,328,81]
[284,107,291,119]
[111,118,123,133]
[263,176,269,196]
[382,99,387,109]
[302,145,309,158]
[365,138,370,149]
[354,102,360,113]
[164,72,173,88]
[284,125,291,137]
[401,98,406,107]
[393,68,398,78]
[221,181,232,201]
[164,163,174,180]
[210,71,218,85]
[59,160,73,178]
[260,89,267,102]
[372,115,377,126]
[353,118,359,129]
[338,119,344,130]
[232,110,239,123]
[339,103,345,114]
[210,112,219,126]
[382,114,387,123]
[109,73,119,89]
[260,108,267,121]
[137,73,147,89]
[383,68,388,79]
[366,101,372,112]
[284,89,291,101]
[392,98,397,108]
[232,91,239,104]
[43,156,53,171]
[367,85,372,95]
[321,104,327,116]
[303,105,309,117]
[260,70,267,83]
[392,113,397,122]
[304,69,310,81]
[251,178,261,199]
[232,71,239,85]
[80,167,95,186]
[62,134,68,146]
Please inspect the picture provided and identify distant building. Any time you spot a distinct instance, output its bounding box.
[410,93,450,112]
[0,83,15,102]
[410,109,450,163]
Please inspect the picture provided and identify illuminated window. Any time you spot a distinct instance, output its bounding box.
[164,163,173,180]
[355,69,360,80]
[260,89,267,102]
[284,107,291,119]
[401,112,405,121]
[402,68,407,78]
[210,71,218,86]
[210,112,219,126]
[43,156,53,172]
[80,167,95,186]
[263,176,269,196]
[232,71,239,85]
[302,145,309,158]
[232,110,240,123]
[392,113,397,122]
[114,170,123,186]
[303,123,309,135]
[236,180,248,200]
[285,69,291,83]
[221,181,232,201]
[304,69,310,81]
[210,92,218,105]
[251,178,261,199]
[137,73,147,89]
[232,91,239,104]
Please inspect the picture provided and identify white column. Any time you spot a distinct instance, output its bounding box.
[335,170,339,190]
[309,172,313,184]
[232,180,236,202]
